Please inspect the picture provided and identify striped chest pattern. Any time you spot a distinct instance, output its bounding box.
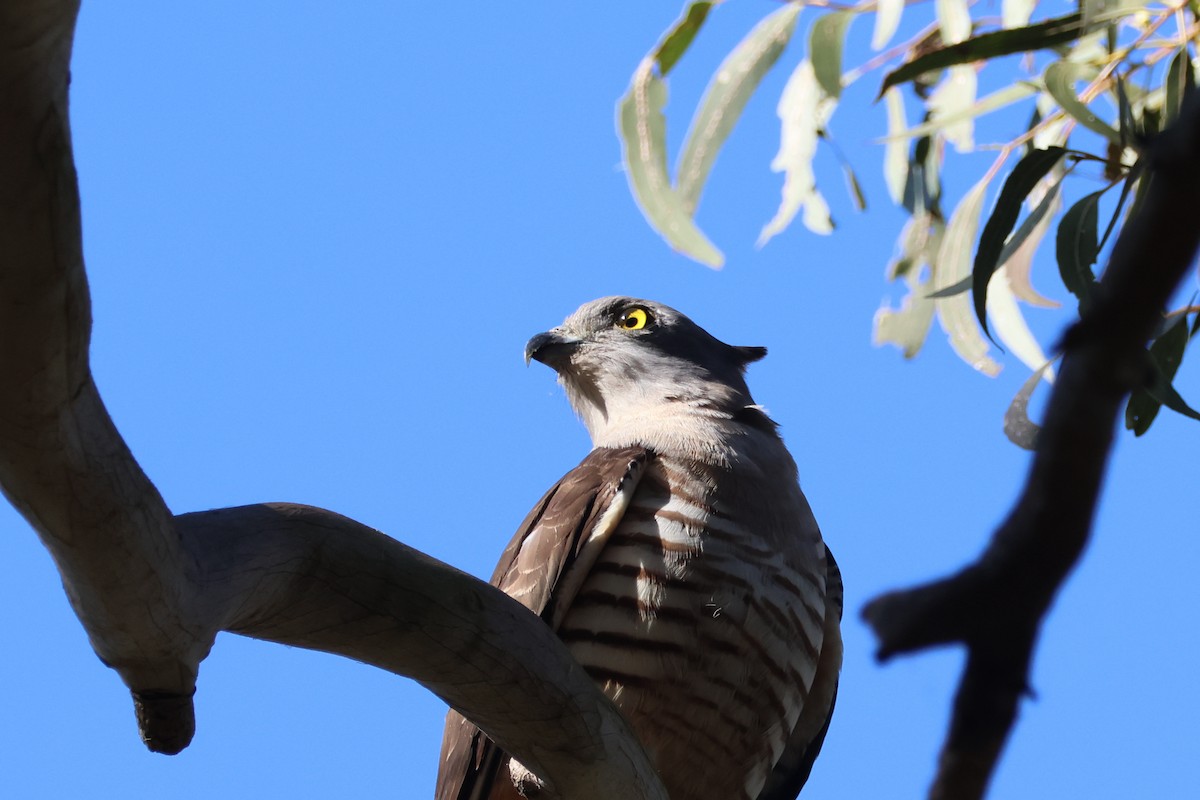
[554,454,828,800]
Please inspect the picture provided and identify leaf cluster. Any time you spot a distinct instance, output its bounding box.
[616,0,1200,438]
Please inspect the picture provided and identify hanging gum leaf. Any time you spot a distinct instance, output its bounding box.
[1055,189,1103,299]
[617,60,723,268]
[1098,163,1140,254]
[883,88,908,205]
[874,214,943,357]
[1004,360,1056,449]
[675,3,802,216]
[972,146,1065,339]
[811,11,854,99]
[872,0,903,51]
[759,60,836,244]
[1002,0,1036,28]
[998,175,1064,308]
[928,65,979,152]
[1146,318,1200,425]
[839,155,868,211]
[1080,0,1104,29]
[1031,91,1071,150]
[935,0,972,45]
[902,134,943,218]
[1126,317,1200,434]
[654,1,714,77]
[1164,47,1194,127]
[880,13,1087,96]
[928,275,970,298]
[986,265,1055,379]
[1150,379,1200,424]
[933,177,1001,375]
[1124,171,1154,233]
[1043,60,1122,145]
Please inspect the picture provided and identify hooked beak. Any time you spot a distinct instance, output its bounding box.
[524,330,581,367]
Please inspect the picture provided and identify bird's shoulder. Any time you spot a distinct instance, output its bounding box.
[435,444,652,800]
[489,443,651,617]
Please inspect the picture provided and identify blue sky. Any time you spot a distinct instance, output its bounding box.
[1,2,1197,798]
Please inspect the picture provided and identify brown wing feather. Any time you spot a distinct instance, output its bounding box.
[435,446,650,800]
[756,545,844,800]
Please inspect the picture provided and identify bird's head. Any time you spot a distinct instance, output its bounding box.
[525,296,768,448]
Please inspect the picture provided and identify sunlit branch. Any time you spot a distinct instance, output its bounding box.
[0,4,667,798]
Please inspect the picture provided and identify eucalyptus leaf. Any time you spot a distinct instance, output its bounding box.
[1153,317,1190,379]
[1043,60,1122,144]
[1002,0,1036,28]
[874,281,937,357]
[1031,91,1071,150]
[839,156,868,211]
[676,4,802,215]
[617,61,723,268]
[760,60,836,244]
[1125,171,1152,231]
[887,212,939,280]
[928,66,978,152]
[973,146,1066,338]
[872,0,904,50]
[927,275,970,298]
[933,177,1001,375]
[1147,319,1200,424]
[883,88,908,205]
[999,175,1063,308]
[935,0,972,45]
[1164,47,1193,126]
[875,215,942,356]
[1152,378,1200,423]
[987,265,1055,378]
[1079,0,1134,31]
[1127,317,1199,434]
[1099,164,1140,253]
[997,171,1063,268]
[1055,189,1103,299]
[1126,391,1158,436]
[902,134,942,218]
[811,11,854,99]
[880,13,1090,95]
[654,1,714,77]
[918,136,941,210]
[1004,360,1056,449]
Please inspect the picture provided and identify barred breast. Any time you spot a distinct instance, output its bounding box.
[553,451,829,800]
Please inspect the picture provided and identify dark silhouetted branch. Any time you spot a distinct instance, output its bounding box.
[864,92,1200,800]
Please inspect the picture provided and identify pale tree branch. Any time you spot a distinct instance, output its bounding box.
[0,3,665,798]
[863,93,1200,799]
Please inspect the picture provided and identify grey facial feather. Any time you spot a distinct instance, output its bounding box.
[527,296,777,457]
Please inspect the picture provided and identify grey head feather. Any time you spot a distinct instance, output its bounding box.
[525,296,775,453]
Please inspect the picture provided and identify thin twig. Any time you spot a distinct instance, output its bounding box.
[844,21,942,86]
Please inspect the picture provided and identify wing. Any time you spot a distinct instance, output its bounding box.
[435,445,650,800]
[756,545,844,800]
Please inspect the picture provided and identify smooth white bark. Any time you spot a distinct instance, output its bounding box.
[0,4,665,797]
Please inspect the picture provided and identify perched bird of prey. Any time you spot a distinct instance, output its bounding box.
[436,297,841,800]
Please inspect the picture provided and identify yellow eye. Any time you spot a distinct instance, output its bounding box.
[618,307,651,331]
